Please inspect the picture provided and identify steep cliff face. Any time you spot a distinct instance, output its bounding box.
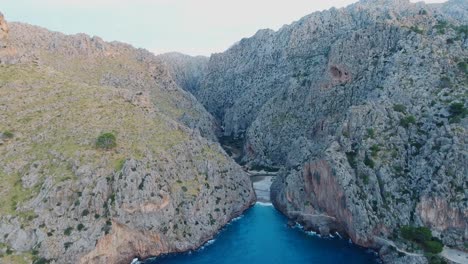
[157,52,209,96]
[196,0,467,260]
[0,16,255,264]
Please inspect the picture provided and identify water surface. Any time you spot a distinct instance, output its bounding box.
[144,204,379,264]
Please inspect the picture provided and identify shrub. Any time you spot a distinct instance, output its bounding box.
[434,20,448,34]
[400,115,416,128]
[401,226,432,242]
[360,174,370,185]
[64,227,73,236]
[393,104,407,113]
[95,132,117,150]
[2,131,14,139]
[424,240,444,254]
[426,254,447,264]
[400,226,444,254]
[458,61,468,73]
[364,155,375,169]
[454,25,468,36]
[449,102,466,117]
[367,128,375,139]
[346,151,357,169]
[81,209,89,217]
[77,223,85,231]
[449,102,467,123]
[370,144,380,157]
[181,186,188,192]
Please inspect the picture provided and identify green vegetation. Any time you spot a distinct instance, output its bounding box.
[364,155,375,169]
[2,131,14,139]
[360,173,370,185]
[366,128,375,139]
[458,61,467,74]
[400,226,444,254]
[370,144,380,158]
[64,227,73,236]
[400,115,416,128]
[77,223,85,231]
[448,102,467,123]
[96,132,117,150]
[434,20,448,34]
[454,25,468,37]
[115,159,126,171]
[346,151,358,169]
[426,254,447,264]
[393,104,407,113]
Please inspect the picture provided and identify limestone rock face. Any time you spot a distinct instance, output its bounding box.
[195,0,467,259]
[0,12,8,42]
[158,52,209,96]
[0,12,17,64]
[0,13,254,264]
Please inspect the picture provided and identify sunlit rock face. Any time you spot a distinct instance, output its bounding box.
[194,0,467,262]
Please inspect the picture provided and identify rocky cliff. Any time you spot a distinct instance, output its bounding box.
[6,21,218,141]
[0,15,255,264]
[194,0,467,262]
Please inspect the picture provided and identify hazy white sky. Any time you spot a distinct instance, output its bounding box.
[2,0,446,56]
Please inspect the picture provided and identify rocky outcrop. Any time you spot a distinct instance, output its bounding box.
[0,12,17,64]
[0,13,255,264]
[0,12,8,42]
[195,0,467,262]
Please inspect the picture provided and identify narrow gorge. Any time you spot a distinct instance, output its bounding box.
[0,0,467,264]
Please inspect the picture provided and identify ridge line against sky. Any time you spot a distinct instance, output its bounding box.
[2,0,446,56]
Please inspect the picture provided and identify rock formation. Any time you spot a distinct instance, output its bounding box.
[1,0,467,263]
[0,12,17,64]
[190,0,467,262]
[0,14,255,264]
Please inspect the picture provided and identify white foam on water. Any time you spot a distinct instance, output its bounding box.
[230,215,244,222]
[199,239,216,250]
[255,201,273,206]
[130,258,140,264]
[335,232,342,239]
[305,230,319,237]
[205,239,216,246]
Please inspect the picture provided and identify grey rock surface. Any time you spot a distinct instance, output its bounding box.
[0,13,255,264]
[193,0,467,262]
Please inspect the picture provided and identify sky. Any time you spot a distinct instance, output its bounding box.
[1,0,447,56]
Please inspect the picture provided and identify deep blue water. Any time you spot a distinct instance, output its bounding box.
[144,204,379,264]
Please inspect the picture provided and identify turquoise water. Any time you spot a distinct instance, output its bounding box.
[144,204,379,264]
